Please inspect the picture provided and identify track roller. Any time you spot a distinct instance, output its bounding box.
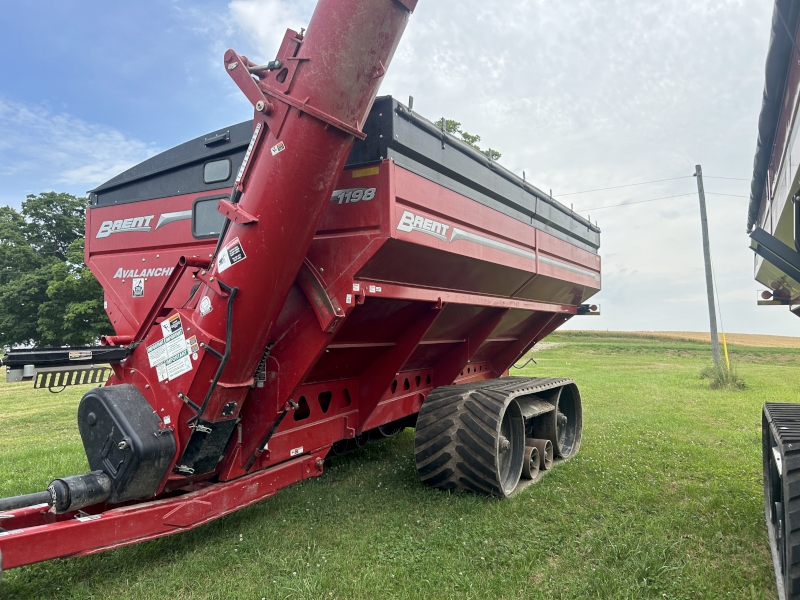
[528,438,553,471]
[763,402,800,599]
[522,445,540,480]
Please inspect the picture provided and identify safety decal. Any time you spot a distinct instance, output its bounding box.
[235,122,262,185]
[165,350,192,380]
[186,335,200,355]
[161,314,182,336]
[217,237,246,273]
[270,141,286,156]
[290,446,304,457]
[147,339,166,368]
[146,313,194,382]
[199,295,212,316]
[132,278,144,297]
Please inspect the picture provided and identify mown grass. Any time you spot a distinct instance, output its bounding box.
[0,332,793,599]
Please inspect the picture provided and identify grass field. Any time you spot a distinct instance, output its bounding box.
[1,331,796,599]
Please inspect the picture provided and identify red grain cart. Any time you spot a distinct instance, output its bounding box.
[0,0,600,578]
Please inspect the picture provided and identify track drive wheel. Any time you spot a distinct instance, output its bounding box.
[414,384,526,497]
[763,402,800,599]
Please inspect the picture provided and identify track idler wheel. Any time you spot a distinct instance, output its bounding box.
[414,384,526,497]
[536,383,582,459]
[527,438,553,471]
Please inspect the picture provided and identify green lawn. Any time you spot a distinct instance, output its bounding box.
[0,332,792,599]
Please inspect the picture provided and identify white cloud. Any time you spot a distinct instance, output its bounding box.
[219,0,792,335]
[228,0,316,61]
[0,98,158,200]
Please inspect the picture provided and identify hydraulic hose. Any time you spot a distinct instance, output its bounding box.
[0,491,51,512]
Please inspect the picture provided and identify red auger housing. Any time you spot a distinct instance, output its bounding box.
[0,0,600,577]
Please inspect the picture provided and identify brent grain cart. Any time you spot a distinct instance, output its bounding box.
[0,0,600,578]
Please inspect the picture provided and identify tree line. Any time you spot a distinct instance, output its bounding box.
[0,192,111,348]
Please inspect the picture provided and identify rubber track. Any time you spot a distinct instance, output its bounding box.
[414,377,572,497]
[764,402,800,599]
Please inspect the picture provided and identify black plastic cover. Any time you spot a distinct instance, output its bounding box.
[1,345,130,369]
[78,385,175,503]
[87,97,600,253]
[177,419,239,476]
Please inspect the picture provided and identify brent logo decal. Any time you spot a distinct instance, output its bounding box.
[396,210,450,241]
[96,215,155,238]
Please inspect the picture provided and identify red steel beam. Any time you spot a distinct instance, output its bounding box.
[353,281,577,314]
[0,452,326,570]
[431,307,510,388]
[357,304,443,431]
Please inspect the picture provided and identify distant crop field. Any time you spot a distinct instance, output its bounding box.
[0,332,791,599]
[567,329,800,349]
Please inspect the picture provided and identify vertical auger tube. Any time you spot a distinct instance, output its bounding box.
[126,0,420,475]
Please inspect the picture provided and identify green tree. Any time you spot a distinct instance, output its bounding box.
[0,193,112,348]
[444,119,502,161]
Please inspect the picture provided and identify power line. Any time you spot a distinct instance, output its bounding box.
[579,193,696,212]
[577,190,747,213]
[556,174,749,198]
[556,176,695,197]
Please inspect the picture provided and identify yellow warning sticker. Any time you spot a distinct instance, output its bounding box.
[352,166,379,179]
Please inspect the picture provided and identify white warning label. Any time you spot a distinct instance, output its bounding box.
[199,295,212,316]
[146,338,166,367]
[160,313,182,337]
[165,350,192,380]
[164,329,186,358]
[148,312,194,382]
[217,237,246,273]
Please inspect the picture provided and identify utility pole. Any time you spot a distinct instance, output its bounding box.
[694,164,721,367]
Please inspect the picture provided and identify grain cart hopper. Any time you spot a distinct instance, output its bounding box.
[0,0,601,578]
[747,1,800,597]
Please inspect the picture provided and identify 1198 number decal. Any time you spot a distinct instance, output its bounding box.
[330,187,376,205]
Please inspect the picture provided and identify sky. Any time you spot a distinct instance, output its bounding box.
[0,0,789,335]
